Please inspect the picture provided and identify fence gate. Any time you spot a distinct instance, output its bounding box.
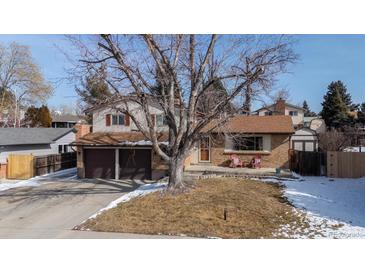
[34,152,76,176]
[289,149,327,176]
[7,154,34,179]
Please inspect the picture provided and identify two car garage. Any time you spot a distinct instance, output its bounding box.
[84,148,152,180]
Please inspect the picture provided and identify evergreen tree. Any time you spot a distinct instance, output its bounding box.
[24,105,52,127]
[358,102,365,125]
[329,81,358,110]
[76,68,112,123]
[38,105,52,127]
[197,79,235,115]
[302,100,317,117]
[320,81,352,128]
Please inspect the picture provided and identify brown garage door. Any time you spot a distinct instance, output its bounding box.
[119,149,151,180]
[84,149,115,179]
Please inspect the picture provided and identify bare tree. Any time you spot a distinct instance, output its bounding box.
[239,35,297,113]
[0,42,53,127]
[69,34,297,190]
[318,130,350,151]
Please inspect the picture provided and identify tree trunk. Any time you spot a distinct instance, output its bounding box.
[168,155,186,190]
[243,85,252,114]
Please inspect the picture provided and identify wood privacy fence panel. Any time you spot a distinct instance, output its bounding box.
[34,152,76,176]
[7,154,34,179]
[289,150,327,176]
[327,151,365,178]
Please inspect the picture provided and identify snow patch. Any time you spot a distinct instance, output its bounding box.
[0,168,77,192]
[86,181,168,220]
[258,175,365,238]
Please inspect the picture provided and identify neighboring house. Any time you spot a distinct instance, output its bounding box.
[51,114,86,128]
[74,98,294,180]
[254,99,326,152]
[255,99,305,128]
[0,128,76,178]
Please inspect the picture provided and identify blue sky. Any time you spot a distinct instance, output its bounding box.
[0,34,364,113]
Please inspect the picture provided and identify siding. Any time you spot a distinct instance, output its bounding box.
[258,106,304,126]
[92,101,168,132]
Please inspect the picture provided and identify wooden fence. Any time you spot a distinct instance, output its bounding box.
[34,152,76,176]
[7,152,76,179]
[289,150,327,176]
[7,154,34,179]
[327,151,365,178]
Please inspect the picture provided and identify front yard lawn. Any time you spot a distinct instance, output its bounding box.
[78,178,308,238]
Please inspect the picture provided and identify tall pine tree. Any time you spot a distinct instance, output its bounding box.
[320,81,353,128]
[302,100,317,117]
[76,67,112,123]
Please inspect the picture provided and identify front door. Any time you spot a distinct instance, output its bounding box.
[199,137,210,162]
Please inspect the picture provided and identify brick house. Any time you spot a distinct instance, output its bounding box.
[73,98,294,180]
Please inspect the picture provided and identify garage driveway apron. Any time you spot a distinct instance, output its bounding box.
[0,171,171,238]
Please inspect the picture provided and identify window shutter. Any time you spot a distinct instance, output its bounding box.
[124,114,131,127]
[106,114,111,126]
[151,114,156,127]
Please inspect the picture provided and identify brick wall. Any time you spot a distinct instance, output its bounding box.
[209,134,290,168]
[274,99,286,115]
[75,124,91,141]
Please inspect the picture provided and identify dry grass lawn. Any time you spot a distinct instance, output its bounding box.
[78,178,305,238]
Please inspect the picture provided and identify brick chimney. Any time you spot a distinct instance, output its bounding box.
[274,98,286,115]
[74,123,91,141]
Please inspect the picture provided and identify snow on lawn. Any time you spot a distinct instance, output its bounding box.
[86,181,168,220]
[0,168,77,192]
[256,175,365,238]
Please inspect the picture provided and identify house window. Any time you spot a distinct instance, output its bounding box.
[112,114,125,125]
[58,145,69,154]
[289,111,298,116]
[156,114,167,127]
[264,111,273,116]
[233,136,263,151]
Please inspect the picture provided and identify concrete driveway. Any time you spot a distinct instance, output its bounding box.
[0,169,180,239]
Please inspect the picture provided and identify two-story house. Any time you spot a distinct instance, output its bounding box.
[254,99,326,152]
[255,99,305,128]
[73,98,170,180]
[73,96,295,180]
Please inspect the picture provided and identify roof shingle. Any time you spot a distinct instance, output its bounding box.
[0,128,74,146]
[73,131,168,146]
